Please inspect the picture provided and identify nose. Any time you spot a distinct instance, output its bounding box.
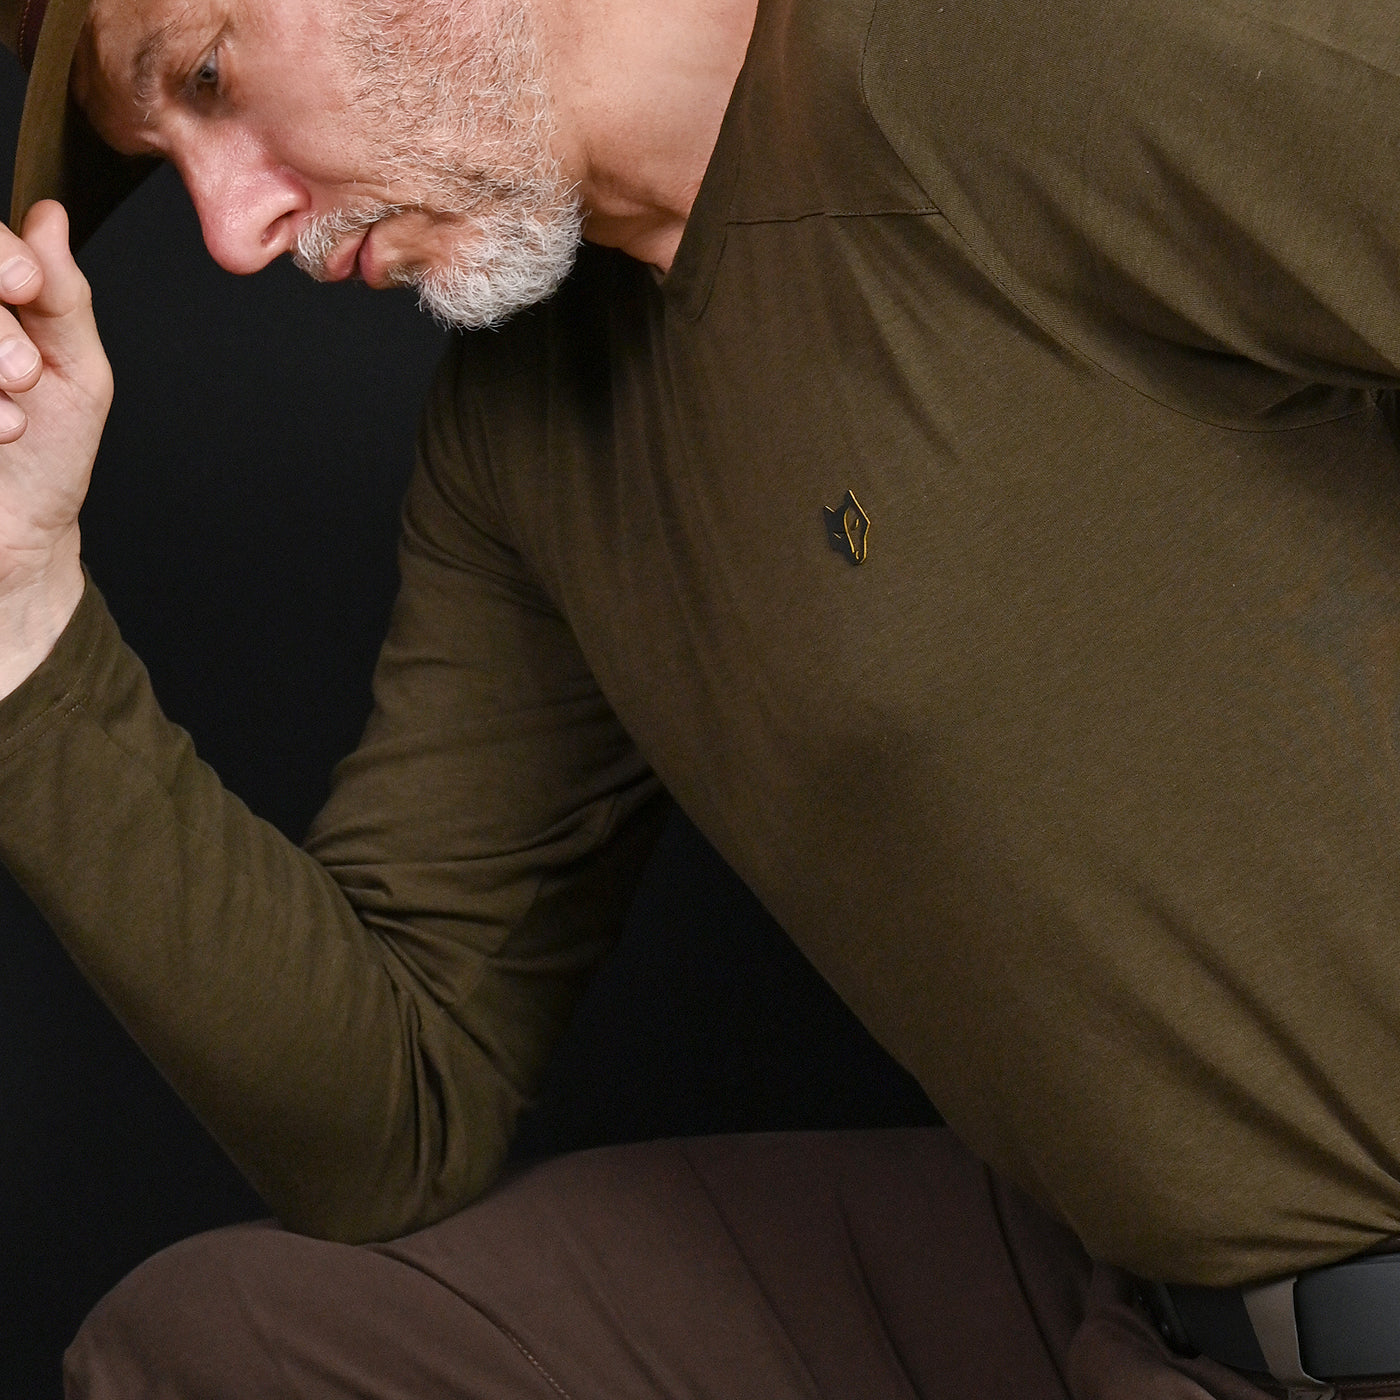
[178,132,308,275]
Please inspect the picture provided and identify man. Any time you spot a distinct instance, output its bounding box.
[4,0,1400,1389]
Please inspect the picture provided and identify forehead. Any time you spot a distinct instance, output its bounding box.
[73,0,207,119]
[82,0,204,76]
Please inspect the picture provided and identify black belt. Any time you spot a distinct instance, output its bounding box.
[1140,1255,1400,1396]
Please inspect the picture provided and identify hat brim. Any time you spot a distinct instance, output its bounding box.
[10,0,158,247]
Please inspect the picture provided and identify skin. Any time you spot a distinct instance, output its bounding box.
[0,0,757,700]
[69,0,756,276]
[0,202,110,699]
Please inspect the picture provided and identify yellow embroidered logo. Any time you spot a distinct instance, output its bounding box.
[823,489,870,565]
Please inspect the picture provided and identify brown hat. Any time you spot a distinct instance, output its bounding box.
[1,0,157,246]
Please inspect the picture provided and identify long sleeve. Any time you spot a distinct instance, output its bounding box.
[0,351,667,1244]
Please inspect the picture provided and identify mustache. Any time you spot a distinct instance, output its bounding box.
[289,177,519,282]
[292,203,405,281]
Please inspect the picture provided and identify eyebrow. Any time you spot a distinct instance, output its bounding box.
[131,21,178,108]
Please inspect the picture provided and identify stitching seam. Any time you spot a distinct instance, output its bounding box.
[490,1317,576,1399]
[727,205,939,227]
[17,0,38,69]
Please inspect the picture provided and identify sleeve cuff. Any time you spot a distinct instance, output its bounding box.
[0,571,113,759]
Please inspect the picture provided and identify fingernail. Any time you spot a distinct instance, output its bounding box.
[0,399,25,432]
[0,338,37,380]
[0,257,36,295]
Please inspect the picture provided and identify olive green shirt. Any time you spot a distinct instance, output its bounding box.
[6,0,1400,1287]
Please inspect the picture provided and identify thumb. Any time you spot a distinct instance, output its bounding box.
[14,201,107,381]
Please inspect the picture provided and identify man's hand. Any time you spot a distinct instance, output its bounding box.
[0,200,113,702]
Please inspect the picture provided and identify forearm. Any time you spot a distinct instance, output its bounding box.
[0,582,523,1241]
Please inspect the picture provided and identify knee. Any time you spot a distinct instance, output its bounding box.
[64,1223,280,1399]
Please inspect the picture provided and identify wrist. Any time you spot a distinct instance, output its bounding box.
[0,541,84,702]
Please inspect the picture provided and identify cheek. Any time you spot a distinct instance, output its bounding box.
[255,109,381,189]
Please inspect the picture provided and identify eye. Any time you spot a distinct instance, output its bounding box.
[189,48,220,96]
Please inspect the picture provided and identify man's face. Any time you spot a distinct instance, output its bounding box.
[72,0,582,326]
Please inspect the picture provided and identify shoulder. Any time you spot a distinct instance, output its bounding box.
[859,0,1400,420]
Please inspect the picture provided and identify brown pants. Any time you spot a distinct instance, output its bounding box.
[64,1128,1278,1400]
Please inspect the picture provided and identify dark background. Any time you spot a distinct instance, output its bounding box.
[0,54,936,1399]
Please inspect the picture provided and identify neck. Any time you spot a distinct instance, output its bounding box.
[538,0,758,271]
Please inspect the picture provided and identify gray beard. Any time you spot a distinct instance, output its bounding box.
[292,0,582,329]
[293,190,581,330]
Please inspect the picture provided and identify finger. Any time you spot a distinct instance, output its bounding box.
[0,210,45,308]
[14,202,106,378]
[0,298,38,437]
[0,331,42,393]
[0,241,41,306]
[0,290,42,394]
[0,391,27,442]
